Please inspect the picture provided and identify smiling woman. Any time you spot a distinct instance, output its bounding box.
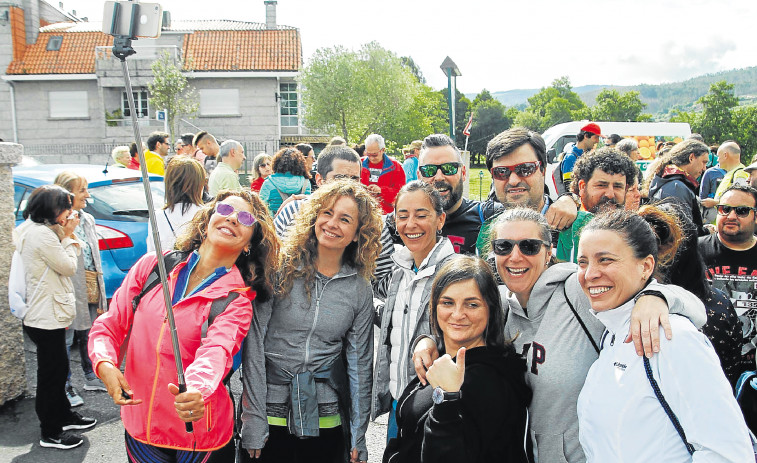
[88,190,280,460]
[241,180,382,463]
[575,208,753,462]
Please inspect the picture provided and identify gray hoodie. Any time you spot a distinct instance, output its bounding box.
[240,264,374,461]
[504,263,706,463]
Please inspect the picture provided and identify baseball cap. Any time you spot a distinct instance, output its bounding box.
[744,161,757,172]
[581,122,602,137]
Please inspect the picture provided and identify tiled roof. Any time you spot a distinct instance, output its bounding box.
[7,20,301,75]
[184,30,301,71]
[6,31,113,74]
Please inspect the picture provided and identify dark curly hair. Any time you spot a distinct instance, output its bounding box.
[272,147,309,177]
[174,190,280,302]
[570,147,638,194]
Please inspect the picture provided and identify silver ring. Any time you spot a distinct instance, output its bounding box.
[189,410,193,416]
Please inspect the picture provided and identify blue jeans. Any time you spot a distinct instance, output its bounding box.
[386,399,398,443]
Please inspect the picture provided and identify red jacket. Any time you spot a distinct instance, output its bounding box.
[88,252,254,451]
[361,155,406,213]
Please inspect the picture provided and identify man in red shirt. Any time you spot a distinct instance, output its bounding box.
[360,133,406,213]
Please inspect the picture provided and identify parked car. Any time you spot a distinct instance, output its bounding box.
[13,164,165,299]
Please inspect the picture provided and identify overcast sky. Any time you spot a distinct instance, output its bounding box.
[72,0,757,95]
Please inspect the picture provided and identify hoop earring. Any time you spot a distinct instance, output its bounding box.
[243,248,250,256]
[436,229,442,236]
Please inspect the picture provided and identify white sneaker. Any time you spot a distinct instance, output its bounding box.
[66,384,84,407]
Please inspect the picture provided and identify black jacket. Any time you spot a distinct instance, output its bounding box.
[649,173,708,236]
[383,345,532,463]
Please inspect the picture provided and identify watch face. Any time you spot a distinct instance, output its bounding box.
[432,387,444,405]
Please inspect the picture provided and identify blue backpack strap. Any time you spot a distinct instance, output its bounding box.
[477,202,485,224]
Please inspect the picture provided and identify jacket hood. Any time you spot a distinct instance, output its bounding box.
[657,165,699,189]
[508,262,578,321]
[268,172,308,194]
[463,345,532,405]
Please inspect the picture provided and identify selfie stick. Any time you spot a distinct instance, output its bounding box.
[108,1,193,433]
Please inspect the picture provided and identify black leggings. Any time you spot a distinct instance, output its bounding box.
[125,431,236,463]
[239,425,345,463]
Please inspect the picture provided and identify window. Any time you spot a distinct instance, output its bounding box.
[199,89,240,116]
[46,36,63,51]
[49,91,88,118]
[14,184,30,221]
[279,82,298,127]
[121,90,149,118]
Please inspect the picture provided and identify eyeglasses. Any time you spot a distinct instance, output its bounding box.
[490,161,541,181]
[215,203,257,227]
[716,204,757,217]
[491,238,549,256]
[332,174,361,182]
[418,162,462,178]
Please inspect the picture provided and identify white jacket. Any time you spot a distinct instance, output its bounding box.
[577,294,753,462]
[146,203,203,253]
[14,220,80,330]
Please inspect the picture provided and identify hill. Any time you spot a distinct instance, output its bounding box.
[467,66,757,120]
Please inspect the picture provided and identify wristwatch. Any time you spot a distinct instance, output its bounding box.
[432,386,461,404]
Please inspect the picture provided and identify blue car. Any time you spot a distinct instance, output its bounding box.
[13,164,165,299]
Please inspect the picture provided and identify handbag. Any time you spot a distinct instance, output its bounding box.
[85,269,101,304]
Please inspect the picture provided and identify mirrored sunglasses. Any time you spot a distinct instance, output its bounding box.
[215,203,257,227]
[491,238,549,256]
[490,161,541,181]
[418,162,462,178]
[717,204,757,217]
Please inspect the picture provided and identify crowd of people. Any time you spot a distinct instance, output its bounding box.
[14,123,757,462]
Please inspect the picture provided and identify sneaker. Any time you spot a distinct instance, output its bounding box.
[83,377,107,392]
[65,385,84,408]
[40,431,83,449]
[62,411,97,431]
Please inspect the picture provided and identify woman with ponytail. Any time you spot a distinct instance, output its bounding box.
[576,207,752,462]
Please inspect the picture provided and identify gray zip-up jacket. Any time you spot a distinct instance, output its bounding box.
[240,264,374,461]
[371,238,456,420]
[505,263,706,463]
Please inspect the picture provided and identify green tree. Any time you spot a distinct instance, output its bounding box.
[592,89,652,121]
[468,96,514,163]
[697,80,739,144]
[400,56,425,84]
[472,88,494,108]
[148,51,198,142]
[522,76,588,131]
[733,105,757,164]
[438,88,473,148]
[301,42,422,145]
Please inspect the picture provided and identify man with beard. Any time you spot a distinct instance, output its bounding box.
[556,147,637,262]
[699,184,757,373]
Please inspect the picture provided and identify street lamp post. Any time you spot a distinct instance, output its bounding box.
[440,57,461,141]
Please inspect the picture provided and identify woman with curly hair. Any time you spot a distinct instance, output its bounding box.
[258,147,312,214]
[89,190,279,462]
[240,180,382,463]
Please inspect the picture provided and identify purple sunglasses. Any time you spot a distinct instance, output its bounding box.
[215,203,257,227]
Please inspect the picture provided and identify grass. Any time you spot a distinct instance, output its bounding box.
[468,167,492,201]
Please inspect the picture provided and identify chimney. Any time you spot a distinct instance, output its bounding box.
[264,0,276,30]
[22,0,39,44]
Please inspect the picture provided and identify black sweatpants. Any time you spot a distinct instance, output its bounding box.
[24,325,73,437]
[239,425,345,463]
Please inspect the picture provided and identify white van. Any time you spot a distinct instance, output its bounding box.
[543,120,691,198]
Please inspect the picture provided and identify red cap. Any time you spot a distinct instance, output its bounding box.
[581,122,602,136]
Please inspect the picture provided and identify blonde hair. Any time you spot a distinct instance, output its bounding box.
[278,180,382,298]
[54,171,86,193]
[164,156,205,214]
[111,145,131,166]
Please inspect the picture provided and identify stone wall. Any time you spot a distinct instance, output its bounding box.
[0,142,25,405]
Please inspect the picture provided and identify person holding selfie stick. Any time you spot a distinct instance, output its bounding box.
[14,185,98,450]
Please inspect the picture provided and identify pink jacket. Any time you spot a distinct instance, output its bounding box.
[88,252,254,451]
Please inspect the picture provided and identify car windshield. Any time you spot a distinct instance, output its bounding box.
[86,181,165,221]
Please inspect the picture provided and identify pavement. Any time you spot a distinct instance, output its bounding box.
[0,333,389,463]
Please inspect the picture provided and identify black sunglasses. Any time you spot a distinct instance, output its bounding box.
[717,204,757,217]
[418,162,461,178]
[490,161,541,181]
[491,238,549,256]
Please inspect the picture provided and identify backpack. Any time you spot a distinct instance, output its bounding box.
[121,250,245,378]
[8,248,48,320]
